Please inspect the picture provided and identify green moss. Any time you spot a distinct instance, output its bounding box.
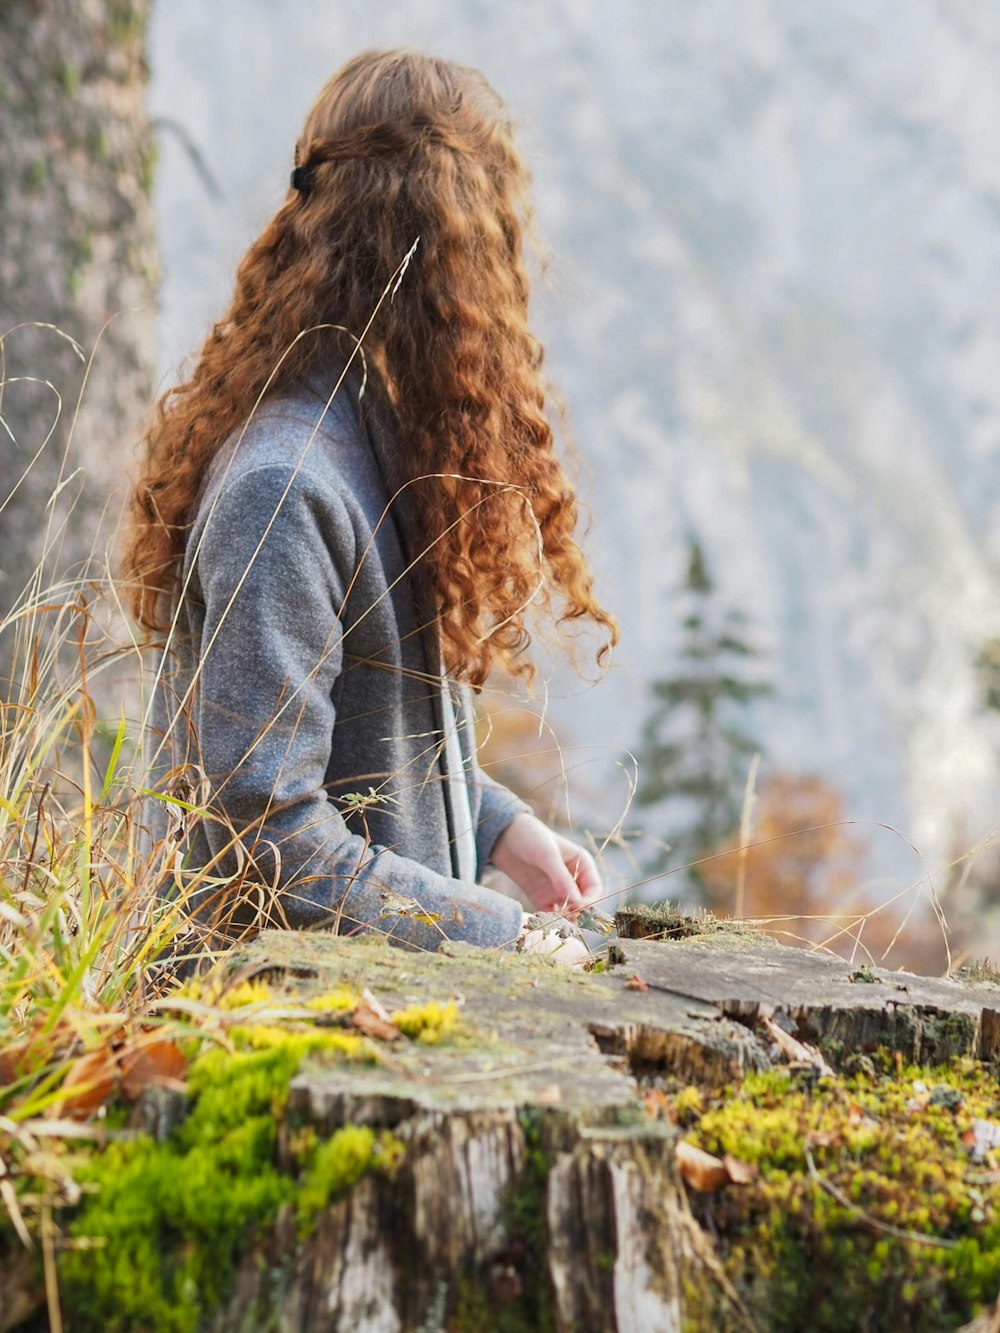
[57,60,81,97]
[920,1009,977,1063]
[673,1057,1000,1331]
[393,1000,461,1044]
[303,986,358,1013]
[138,137,159,196]
[26,158,47,189]
[848,965,879,983]
[615,900,762,943]
[106,0,146,45]
[55,1024,390,1331]
[298,1125,404,1234]
[955,958,1000,986]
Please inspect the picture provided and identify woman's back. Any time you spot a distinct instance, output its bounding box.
[148,361,526,948]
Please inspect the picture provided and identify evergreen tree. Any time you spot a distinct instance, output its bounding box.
[636,537,772,891]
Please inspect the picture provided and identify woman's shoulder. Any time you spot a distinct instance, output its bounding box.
[206,379,365,494]
[182,388,365,587]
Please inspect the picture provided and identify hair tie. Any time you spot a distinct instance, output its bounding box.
[290,165,312,195]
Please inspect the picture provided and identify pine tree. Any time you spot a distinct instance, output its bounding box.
[636,537,772,891]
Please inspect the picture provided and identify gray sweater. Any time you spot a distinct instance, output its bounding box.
[149,358,529,950]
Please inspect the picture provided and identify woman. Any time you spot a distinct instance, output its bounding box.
[124,49,617,955]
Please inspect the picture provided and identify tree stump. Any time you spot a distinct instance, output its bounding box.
[7,921,1000,1331]
[199,926,1000,1330]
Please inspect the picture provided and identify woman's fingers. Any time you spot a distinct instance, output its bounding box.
[540,855,584,916]
[554,835,603,904]
[491,814,601,917]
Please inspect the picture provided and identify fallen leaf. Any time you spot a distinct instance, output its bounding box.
[847,1102,879,1132]
[723,1154,759,1186]
[359,989,393,1023]
[350,1002,401,1042]
[625,974,648,992]
[806,1130,837,1149]
[119,1036,187,1100]
[761,1015,834,1077]
[0,1040,29,1086]
[676,1140,728,1193]
[58,1048,118,1119]
[641,1088,671,1120]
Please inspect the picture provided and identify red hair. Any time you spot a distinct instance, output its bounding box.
[122,49,616,684]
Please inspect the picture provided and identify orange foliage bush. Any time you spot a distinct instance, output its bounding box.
[474,698,570,820]
[699,773,948,974]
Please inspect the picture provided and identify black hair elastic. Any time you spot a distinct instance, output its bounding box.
[290,165,312,194]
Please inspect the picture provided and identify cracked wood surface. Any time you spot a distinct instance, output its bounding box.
[231,927,1000,1117]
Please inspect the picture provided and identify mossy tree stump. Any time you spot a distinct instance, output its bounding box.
[6,919,1000,1331]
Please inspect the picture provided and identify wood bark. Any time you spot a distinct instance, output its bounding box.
[0,0,157,691]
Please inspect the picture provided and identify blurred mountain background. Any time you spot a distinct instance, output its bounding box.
[143,2,1000,957]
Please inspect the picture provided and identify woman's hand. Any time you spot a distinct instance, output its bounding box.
[490,813,602,919]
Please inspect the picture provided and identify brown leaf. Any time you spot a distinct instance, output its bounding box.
[641,1088,671,1120]
[58,1048,118,1119]
[0,1040,30,1087]
[676,1140,729,1193]
[624,974,648,992]
[119,1036,187,1100]
[806,1130,837,1149]
[846,1102,879,1132]
[723,1153,759,1186]
[350,1002,401,1042]
[762,1015,834,1076]
[359,989,393,1023]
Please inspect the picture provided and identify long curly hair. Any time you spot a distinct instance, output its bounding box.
[122,48,617,685]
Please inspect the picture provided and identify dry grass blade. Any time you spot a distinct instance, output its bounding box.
[0,1164,33,1249]
[804,1147,959,1250]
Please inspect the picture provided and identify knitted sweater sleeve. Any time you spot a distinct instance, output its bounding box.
[189,463,524,951]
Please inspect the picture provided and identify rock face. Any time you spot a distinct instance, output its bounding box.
[190,925,1000,1331]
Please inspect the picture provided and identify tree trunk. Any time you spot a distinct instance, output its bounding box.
[0,0,157,693]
